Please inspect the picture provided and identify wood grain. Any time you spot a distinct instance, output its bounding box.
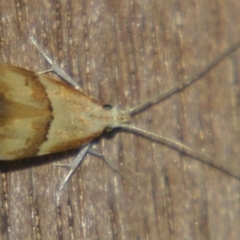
[0,0,240,239]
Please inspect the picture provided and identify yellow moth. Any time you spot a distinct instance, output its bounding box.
[0,38,240,199]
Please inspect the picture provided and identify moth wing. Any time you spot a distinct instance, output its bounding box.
[0,64,110,160]
[0,64,52,160]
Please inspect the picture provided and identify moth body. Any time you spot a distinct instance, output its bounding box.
[0,64,127,160]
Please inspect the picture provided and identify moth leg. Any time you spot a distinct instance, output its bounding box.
[54,146,132,194]
[30,36,80,89]
[88,148,132,185]
[54,145,117,204]
[30,37,128,199]
[56,143,91,205]
[53,163,71,168]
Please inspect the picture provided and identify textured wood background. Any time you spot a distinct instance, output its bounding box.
[1,0,240,239]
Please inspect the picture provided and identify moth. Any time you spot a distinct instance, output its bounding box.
[1,39,240,200]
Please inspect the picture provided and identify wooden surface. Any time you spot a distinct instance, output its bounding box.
[1,0,240,239]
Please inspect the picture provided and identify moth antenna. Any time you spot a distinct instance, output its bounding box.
[115,41,240,180]
[121,124,240,180]
[127,40,240,116]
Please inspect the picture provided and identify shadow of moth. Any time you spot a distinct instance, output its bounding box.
[1,39,240,200]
